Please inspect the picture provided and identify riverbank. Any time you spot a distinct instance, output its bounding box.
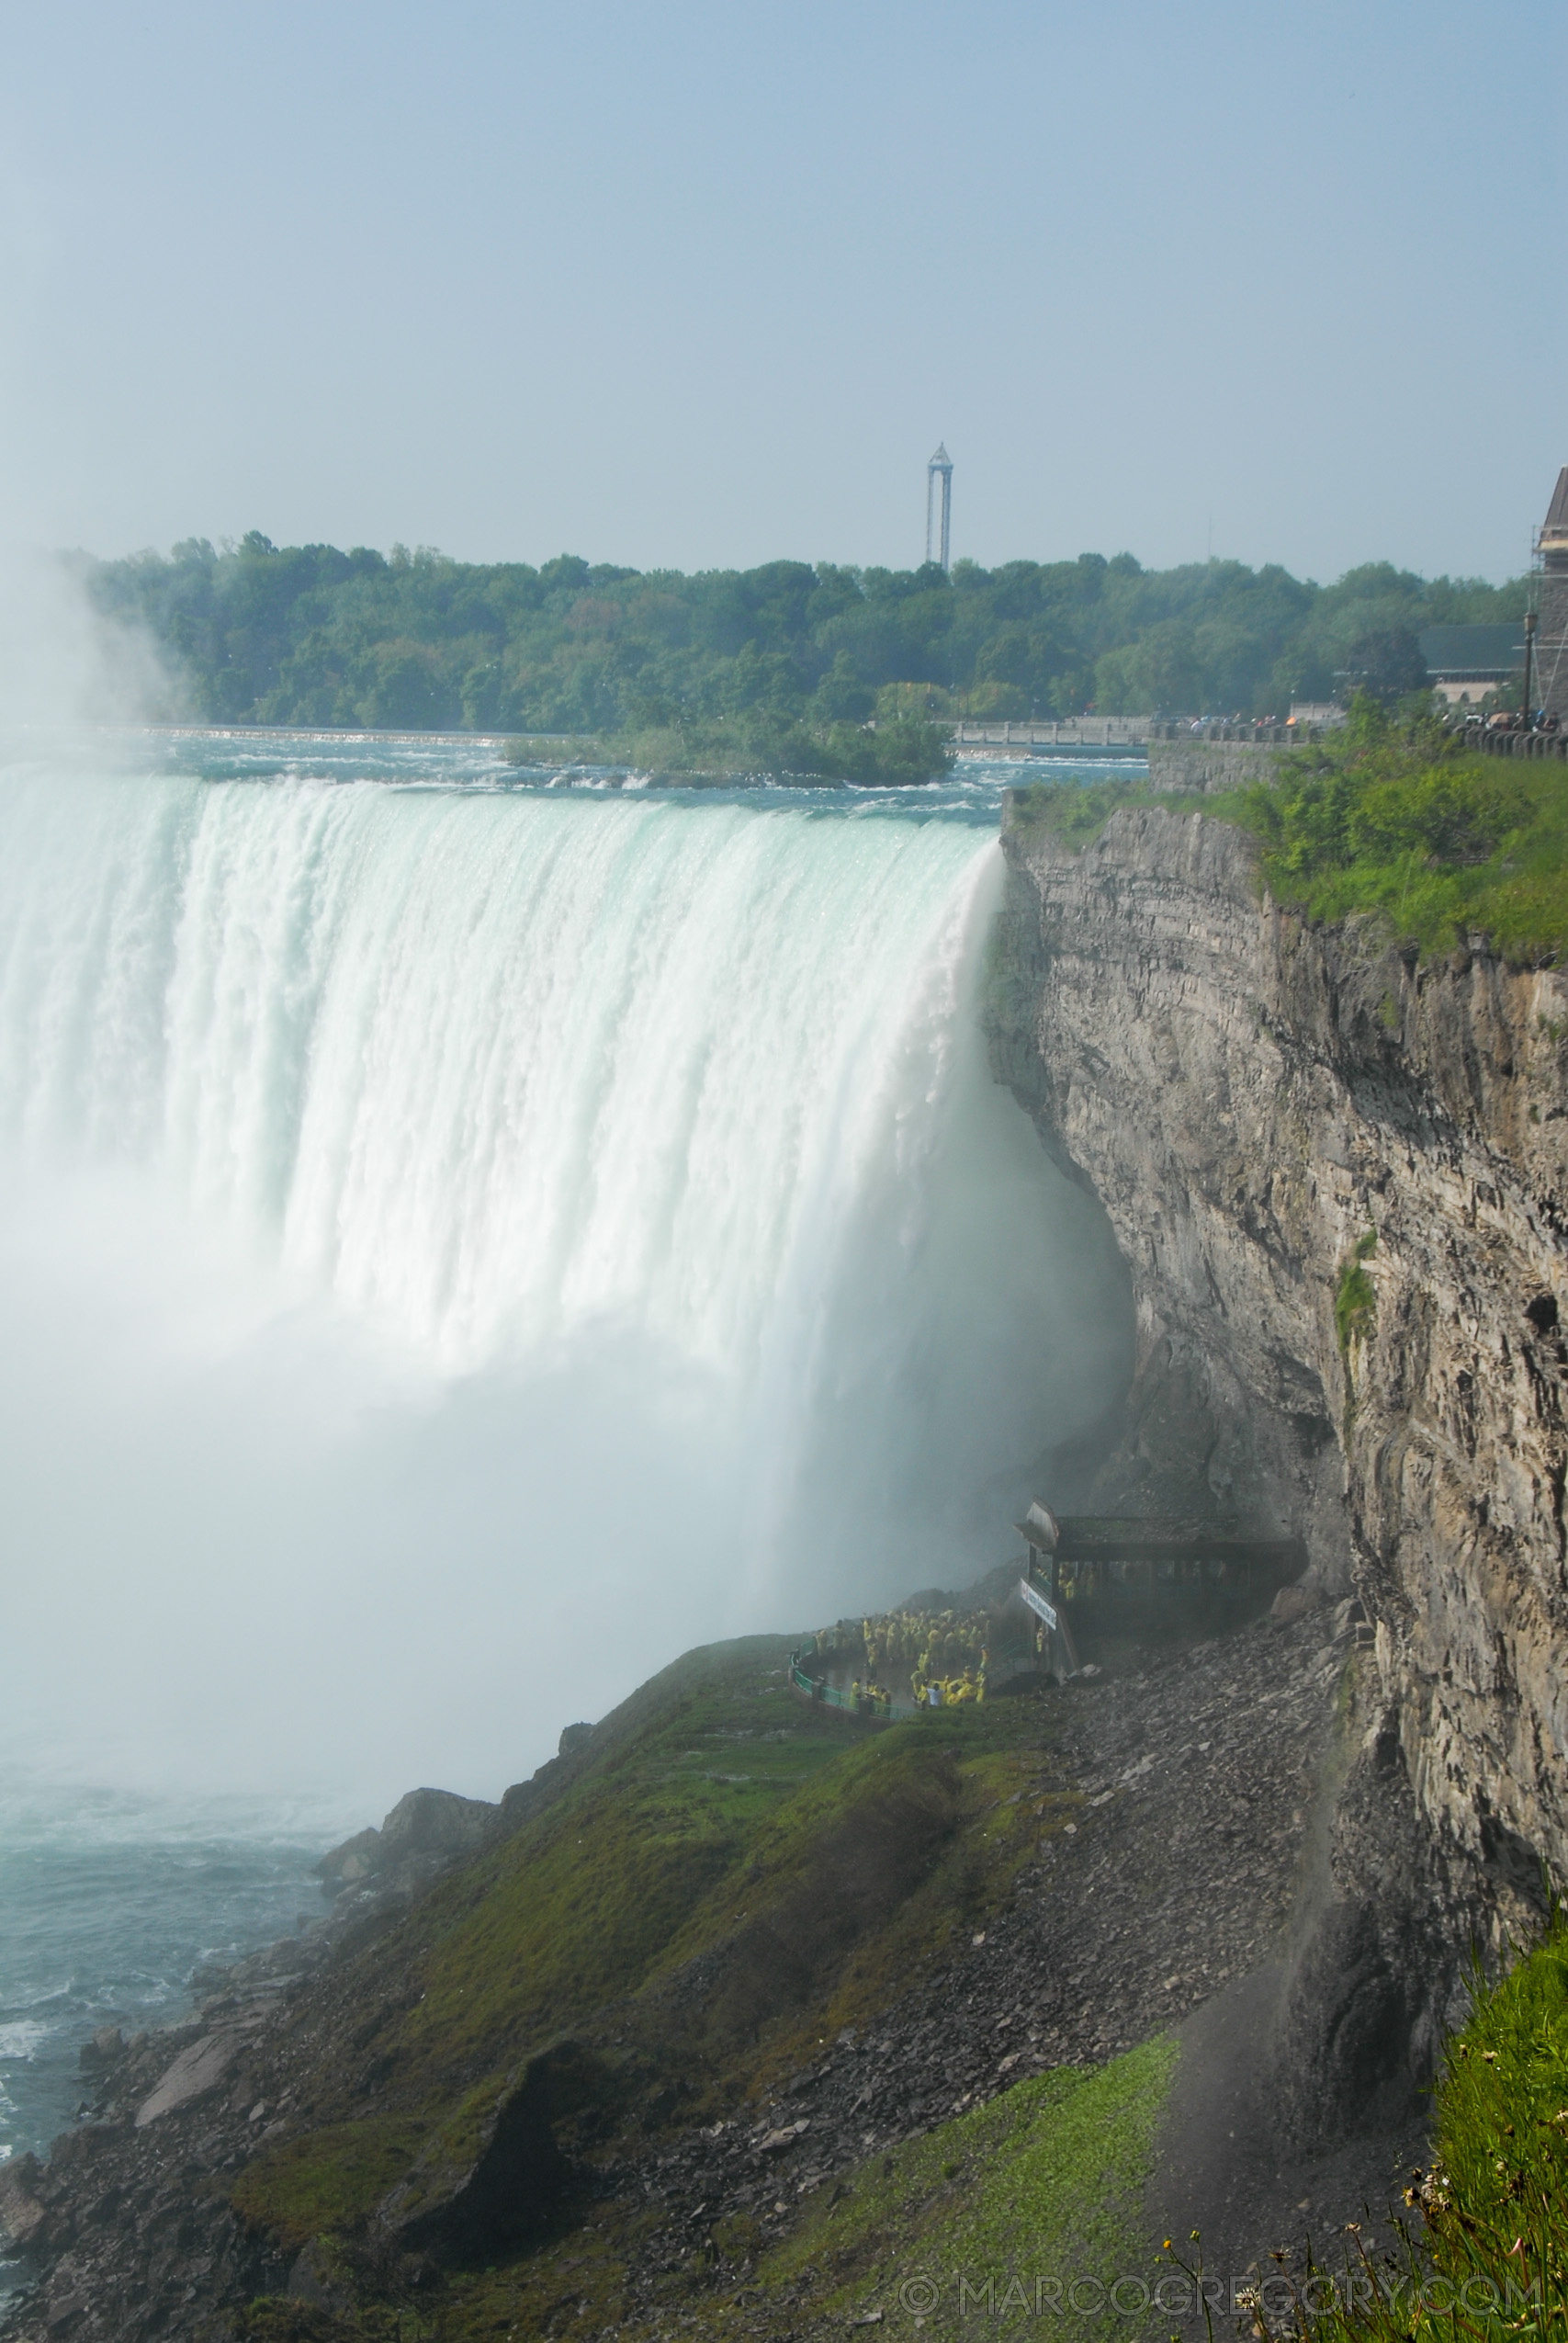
[0,1783,339,2301]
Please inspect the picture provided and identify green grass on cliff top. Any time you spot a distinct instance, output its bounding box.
[1010,697,1568,967]
[1007,775,1169,853]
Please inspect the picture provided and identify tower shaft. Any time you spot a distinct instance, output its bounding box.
[926,445,953,572]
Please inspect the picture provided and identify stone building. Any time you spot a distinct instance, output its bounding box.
[1418,624,1522,707]
[1539,465,1568,723]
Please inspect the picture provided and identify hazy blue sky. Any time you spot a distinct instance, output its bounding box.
[1,0,1562,582]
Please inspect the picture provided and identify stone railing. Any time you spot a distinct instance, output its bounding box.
[1147,722,1325,744]
[950,718,1152,749]
[1466,720,1568,760]
[951,719,1331,754]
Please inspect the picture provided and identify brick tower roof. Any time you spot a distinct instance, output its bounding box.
[1543,466,1568,538]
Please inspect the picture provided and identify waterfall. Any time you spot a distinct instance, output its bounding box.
[0,759,1127,1799]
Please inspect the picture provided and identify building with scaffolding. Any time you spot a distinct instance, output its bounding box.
[1538,468,1568,725]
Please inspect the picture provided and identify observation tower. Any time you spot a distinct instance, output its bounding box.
[926,444,953,572]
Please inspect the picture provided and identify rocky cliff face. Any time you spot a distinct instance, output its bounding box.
[989,798,1568,2136]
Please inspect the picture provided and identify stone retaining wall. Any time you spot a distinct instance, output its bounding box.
[1146,737,1287,794]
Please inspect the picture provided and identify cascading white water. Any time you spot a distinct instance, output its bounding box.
[0,754,1128,1801]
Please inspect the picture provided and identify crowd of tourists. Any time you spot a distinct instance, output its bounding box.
[1479,707,1562,733]
[842,1665,987,1713]
[808,1605,997,1715]
[1187,713,1289,732]
[913,1666,986,1707]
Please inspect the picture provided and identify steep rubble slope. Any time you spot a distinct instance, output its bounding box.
[1,1617,1378,2341]
[989,796,1568,2134]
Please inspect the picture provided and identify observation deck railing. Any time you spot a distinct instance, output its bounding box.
[788,1650,922,1722]
[950,717,1153,749]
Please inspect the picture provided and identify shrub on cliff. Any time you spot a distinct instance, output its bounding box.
[1007,777,1159,849]
[1218,695,1568,963]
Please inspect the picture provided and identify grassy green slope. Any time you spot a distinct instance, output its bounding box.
[228,1637,1129,2338]
[375,2041,1179,2343]
[759,2038,1178,2336]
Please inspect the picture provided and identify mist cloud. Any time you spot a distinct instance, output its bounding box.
[0,542,177,733]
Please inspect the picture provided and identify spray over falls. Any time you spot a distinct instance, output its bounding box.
[0,759,1125,1799]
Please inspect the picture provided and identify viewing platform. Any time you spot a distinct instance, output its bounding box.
[787,1650,921,1723]
[1023,1510,1307,1593]
[1016,1500,1306,1681]
[950,717,1152,751]
[949,717,1332,759]
[787,1506,1308,1723]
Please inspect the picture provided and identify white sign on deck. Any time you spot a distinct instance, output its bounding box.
[1019,1577,1058,1631]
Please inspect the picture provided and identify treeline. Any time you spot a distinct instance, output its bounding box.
[85,531,1529,731]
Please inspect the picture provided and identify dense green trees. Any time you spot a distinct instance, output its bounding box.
[86,532,1528,733]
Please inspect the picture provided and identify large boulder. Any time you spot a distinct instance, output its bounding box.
[378,1787,497,1862]
[313,1826,382,1888]
[134,2031,244,2127]
[0,2153,47,2252]
[77,2024,126,2075]
[314,1790,499,1899]
[378,2041,609,2262]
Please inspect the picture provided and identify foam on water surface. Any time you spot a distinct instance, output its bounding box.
[0,1775,349,2247]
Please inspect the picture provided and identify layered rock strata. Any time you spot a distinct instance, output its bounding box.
[989,796,1568,2134]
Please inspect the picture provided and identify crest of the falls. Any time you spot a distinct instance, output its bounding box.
[0,760,1127,1799]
